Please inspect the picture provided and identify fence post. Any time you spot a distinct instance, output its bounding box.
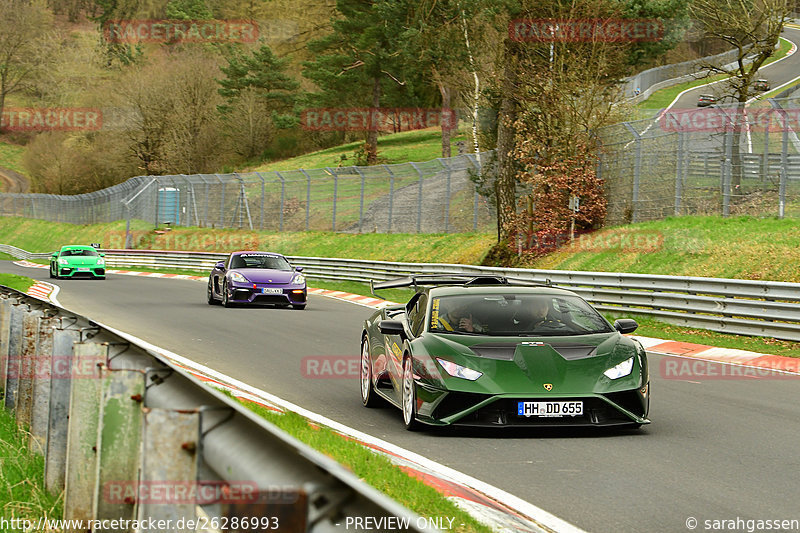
[722,115,732,217]
[255,172,266,230]
[355,167,366,233]
[300,169,311,231]
[14,306,43,429]
[326,167,338,231]
[30,314,59,455]
[437,158,452,233]
[623,123,641,223]
[675,132,684,216]
[382,165,395,234]
[276,171,286,232]
[410,162,424,233]
[770,99,789,218]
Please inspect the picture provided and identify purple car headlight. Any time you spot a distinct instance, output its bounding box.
[292,273,305,285]
[229,272,248,283]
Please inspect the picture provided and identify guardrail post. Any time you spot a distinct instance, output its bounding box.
[410,162,424,233]
[30,313,59,455]
[45,324,82,493]
[64,339,108,522]
[15,306,44,430]
[137,406,200,525]
[94,354,145,523]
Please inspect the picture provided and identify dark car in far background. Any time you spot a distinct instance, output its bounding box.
[696,94,716,107]
[50,245,106,279]
[753,79,770,91]
[207,251,307,309]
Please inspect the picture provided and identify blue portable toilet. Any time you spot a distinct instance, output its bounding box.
[158,187,180,225]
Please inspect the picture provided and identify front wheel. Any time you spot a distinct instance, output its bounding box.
[292,304,306,310]
[207,279,218,305]
[222,280,233,308]
[49,264,55,279]
[360,336,380,407]
[401,356,421,431]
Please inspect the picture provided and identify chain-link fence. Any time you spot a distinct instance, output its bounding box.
[0,153,497,235]
[598,95,800,225]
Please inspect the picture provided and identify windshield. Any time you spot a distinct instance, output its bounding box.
[62,248,98,257]
[429,294,613,336]
[230,254,292,271]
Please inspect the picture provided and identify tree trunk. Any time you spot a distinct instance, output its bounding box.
[439,83,452,158]
[495,41,519,242]
[366,76,381,165]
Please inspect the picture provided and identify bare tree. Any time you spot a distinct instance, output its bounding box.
[691,0,792,187]
[0,0,53,132]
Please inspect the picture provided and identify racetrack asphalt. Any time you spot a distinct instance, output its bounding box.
[3,260,799,533]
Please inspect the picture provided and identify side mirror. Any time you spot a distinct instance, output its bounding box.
[99,253,105,257]
[215,261,226,270]
[614,319,638,335]
[51,253,58,258]
[379,320,405,337]
[295,266,304,272]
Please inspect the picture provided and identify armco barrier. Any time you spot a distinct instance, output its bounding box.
[6,245,800,341]
[0,286,431,532]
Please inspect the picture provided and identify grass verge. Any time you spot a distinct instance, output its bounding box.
[0,407,63,527]
[0,273,35,293]
[230,397,491,533]
[249,128,471,173]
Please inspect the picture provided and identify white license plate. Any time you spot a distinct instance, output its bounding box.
[517,401,583,417]
[262,288,283,294]
[78,268,90,271]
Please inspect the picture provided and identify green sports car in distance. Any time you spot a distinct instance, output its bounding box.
[361,275,650,430]
[50,245,106,279]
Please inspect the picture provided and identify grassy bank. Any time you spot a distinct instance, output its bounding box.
[638,37,793,111]
[0,272,35,293]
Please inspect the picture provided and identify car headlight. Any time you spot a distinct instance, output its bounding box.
[229,272,248,283]
[96,258,105,265]
[604,356,635,379]
[58,258,68,265]
[436,358,482,381]
[292,273,305,285]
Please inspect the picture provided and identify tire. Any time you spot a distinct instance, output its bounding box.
[207,279,218,305]
[222,279,233,308]
[49,264,55,279]
[292,304,306,310]
[401,356,421,431]
[360,336,380,408]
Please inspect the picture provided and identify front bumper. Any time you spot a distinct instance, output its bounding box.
[417,387,650,428]
[227,282,307,305]
[58,267,105,278]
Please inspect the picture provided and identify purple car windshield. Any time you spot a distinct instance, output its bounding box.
[231,254,292,270]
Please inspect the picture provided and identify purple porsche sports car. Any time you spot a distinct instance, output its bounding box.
[207,251,307,309]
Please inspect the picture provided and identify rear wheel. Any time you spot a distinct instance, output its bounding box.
[402,356,421,431]
[360,336,380,407]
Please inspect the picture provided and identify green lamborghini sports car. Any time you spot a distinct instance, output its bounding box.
[360,276,650,430]
[49,245,106,279]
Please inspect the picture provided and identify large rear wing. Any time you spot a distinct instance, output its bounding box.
[369,274,552,297]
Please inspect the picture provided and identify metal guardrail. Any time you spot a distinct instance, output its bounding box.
[0,286,431,532]
[7,245,800,341]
